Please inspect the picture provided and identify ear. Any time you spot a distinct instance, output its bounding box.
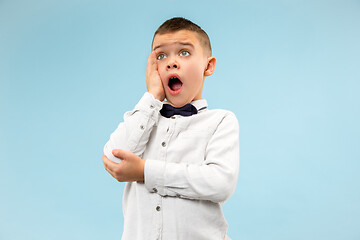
[204,56,217,77]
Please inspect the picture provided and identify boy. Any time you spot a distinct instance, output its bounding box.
[103,17,239,240]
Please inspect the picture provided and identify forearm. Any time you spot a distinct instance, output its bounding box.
[144,113,240,203]
[145,159,238,203]
[104,92,163,162]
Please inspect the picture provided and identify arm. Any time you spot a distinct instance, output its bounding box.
[103,112,239,202]
[144,112,239,203]
[103,52,165,162]
[103,93,162,162]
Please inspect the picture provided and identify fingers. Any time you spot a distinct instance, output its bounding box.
[146,52,165,101]
[150,51,158,66]
[103,154,117,168]
[146,52,157,84]
[103,151,145,182]
[112,149,128,160]
[103,154,123,181]
[103,155,117,174]
[103,154,115,176]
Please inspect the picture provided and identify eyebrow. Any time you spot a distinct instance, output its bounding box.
[153,42,194,51]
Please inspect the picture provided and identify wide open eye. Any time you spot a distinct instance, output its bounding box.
[179,50,190,57]
[157,53,167,60]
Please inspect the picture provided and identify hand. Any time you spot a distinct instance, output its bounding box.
[146,51,165,101]
[103,149,145,182]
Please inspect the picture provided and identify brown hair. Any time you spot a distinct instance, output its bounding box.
[152,17,212,55]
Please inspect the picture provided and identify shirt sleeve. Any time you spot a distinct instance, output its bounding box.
[144,112,240,203]
[103,92,163,163]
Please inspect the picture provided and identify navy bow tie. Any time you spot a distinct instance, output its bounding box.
[160,103,198,118]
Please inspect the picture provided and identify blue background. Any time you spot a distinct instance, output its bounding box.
[1,0,359,239]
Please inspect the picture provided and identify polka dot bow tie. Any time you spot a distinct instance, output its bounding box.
[160,103,198,118]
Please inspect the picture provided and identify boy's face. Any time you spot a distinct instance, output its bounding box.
[152,30,215,107]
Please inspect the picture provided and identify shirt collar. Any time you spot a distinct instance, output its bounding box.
[190,99,208,112]
[162,99,208,112]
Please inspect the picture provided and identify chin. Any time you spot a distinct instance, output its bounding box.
[165,96,190,108]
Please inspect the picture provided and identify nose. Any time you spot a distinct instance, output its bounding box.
[167,63,178,69]
[166,57,179,70]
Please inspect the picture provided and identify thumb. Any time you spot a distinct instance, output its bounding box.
[112,149,128,160]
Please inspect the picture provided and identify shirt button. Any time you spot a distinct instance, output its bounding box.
[171,116,176,119]
[156,206,161,211]
[150,105,154,109]
[153,188,158,193]
[176,194,181,198]
[140,125,145,130]
[161,142,166,147]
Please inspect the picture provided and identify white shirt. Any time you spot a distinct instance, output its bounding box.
[104,92,239,240]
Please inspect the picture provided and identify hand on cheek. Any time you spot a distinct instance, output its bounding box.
[102,149,145,182]
[146,51,165,101]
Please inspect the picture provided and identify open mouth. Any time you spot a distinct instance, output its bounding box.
[168,76,183,92]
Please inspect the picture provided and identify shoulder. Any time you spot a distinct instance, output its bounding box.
[197,108,239,133]
[203,108,238,123]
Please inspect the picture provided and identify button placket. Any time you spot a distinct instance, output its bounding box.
[160,116,176,150]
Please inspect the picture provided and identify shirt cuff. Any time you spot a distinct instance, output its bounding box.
[144,159,167,195]
[134,92,163,117]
